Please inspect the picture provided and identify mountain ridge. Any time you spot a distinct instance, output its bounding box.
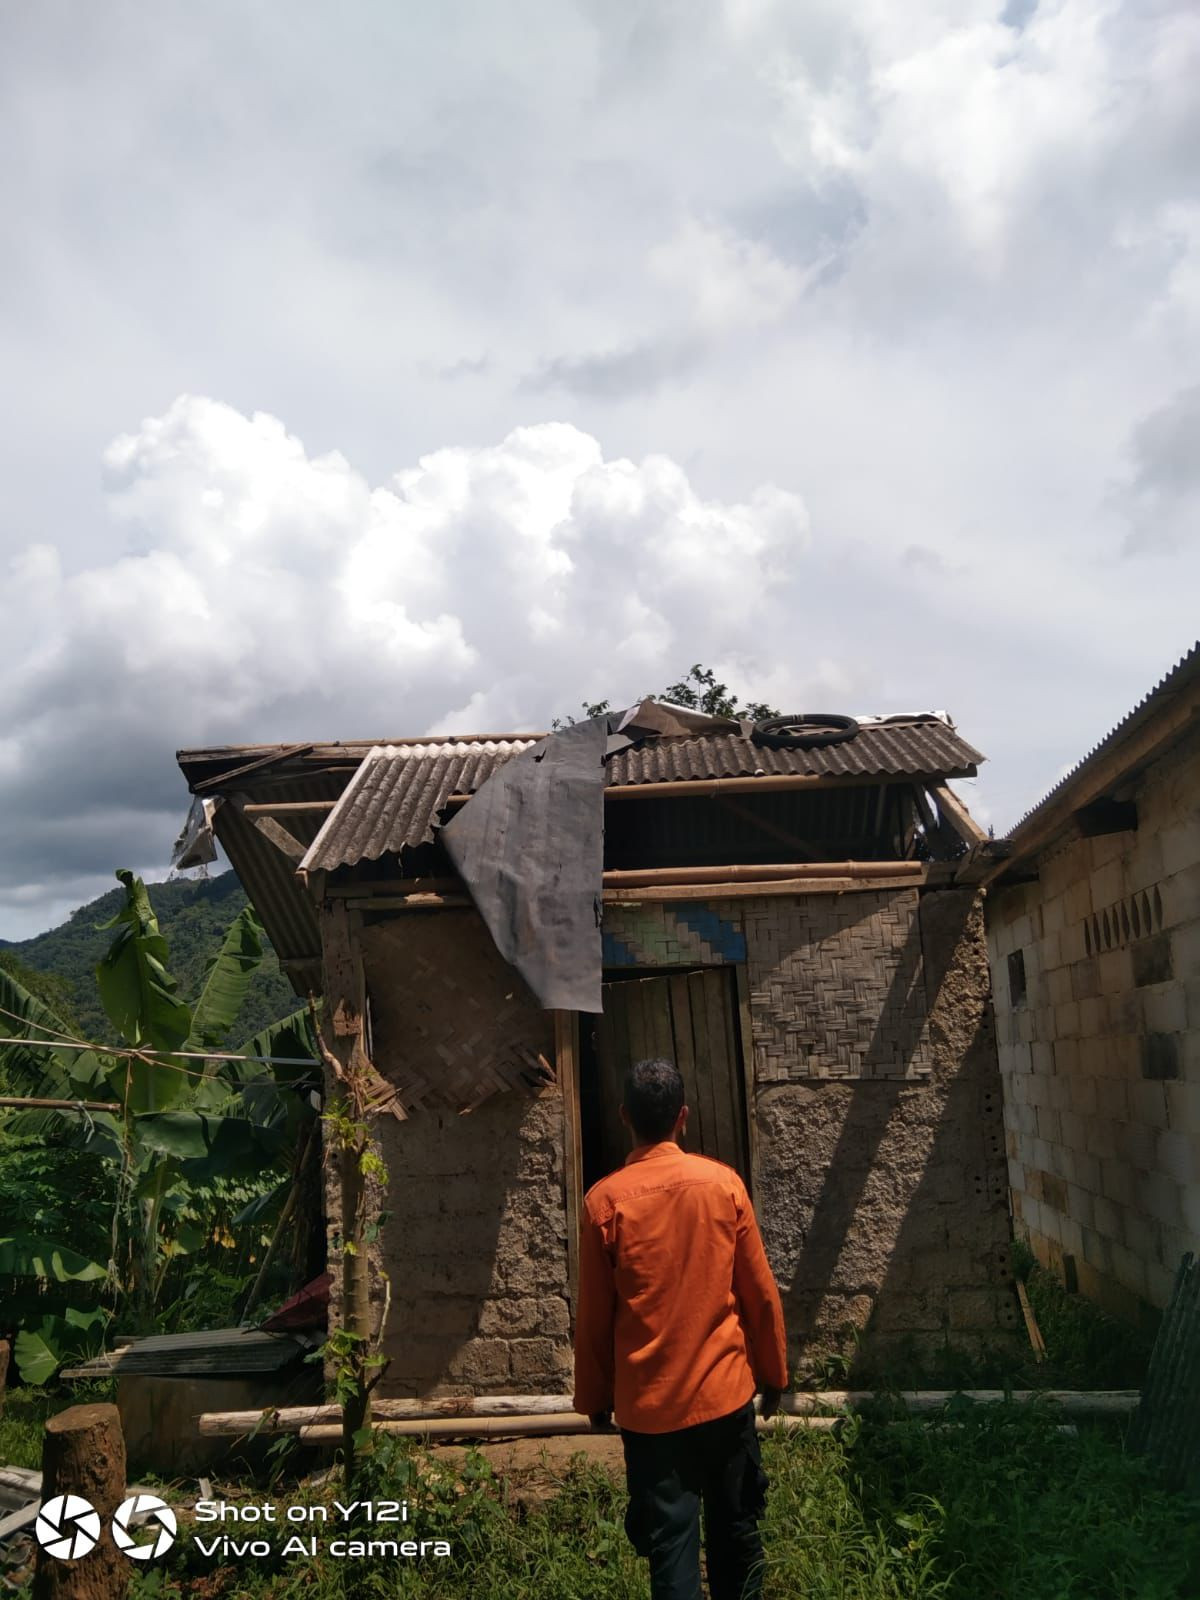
[0,870,299,1044]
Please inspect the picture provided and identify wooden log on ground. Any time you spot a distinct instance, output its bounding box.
[295,1413,1077,1444]
[199,1388,1140,1437]
[32,1403,127,1600]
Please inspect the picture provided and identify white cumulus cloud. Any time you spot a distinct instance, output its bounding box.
[0,397,812,928]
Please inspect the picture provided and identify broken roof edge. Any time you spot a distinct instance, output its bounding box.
[177,711,972,785]
[1001,641,1200,869]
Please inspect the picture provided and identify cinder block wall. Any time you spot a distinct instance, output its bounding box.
[347,884,1015,1396]
[351,915,573,1398]
[748,889,1015,1368]
[607,888,1017,1368]
[986,725,1200,1322]
[373,1094,572,1396]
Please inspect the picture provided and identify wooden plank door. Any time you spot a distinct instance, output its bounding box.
[593,970,749,1182]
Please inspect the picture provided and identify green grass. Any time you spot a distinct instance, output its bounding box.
[0,1388,55,1470]
[1014,1240,1155,1389]
[3,1251,1180,1598]
[53,1411,1184,1600]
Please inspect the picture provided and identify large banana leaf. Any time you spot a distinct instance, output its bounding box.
[0,966,112,1146]
[0,1234,108,1281]
[188,905,265,1050]
[135,1110,287,1184]
[0,966,95,1095]
[225,1006,321,1135]
[95,870,193,1055]
[234,1007,320,1086]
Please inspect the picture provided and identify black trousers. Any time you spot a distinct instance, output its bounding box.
[620,1400,769,1600]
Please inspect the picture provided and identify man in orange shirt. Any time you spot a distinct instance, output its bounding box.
[573,1058,789,1600]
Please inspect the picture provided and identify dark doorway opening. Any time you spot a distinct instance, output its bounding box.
[578,967,750,1190]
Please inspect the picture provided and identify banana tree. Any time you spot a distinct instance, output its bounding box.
[0,870,320,1376]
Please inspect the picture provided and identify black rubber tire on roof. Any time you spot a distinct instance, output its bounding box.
[750,714,861,749]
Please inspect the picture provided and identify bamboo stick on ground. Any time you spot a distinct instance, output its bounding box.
[295,1415,1077,1444]
[198,1389,1139,1437]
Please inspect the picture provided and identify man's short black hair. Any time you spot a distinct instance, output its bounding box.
[623,1058,685,1141]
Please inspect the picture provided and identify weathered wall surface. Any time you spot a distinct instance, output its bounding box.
[349,914,571,1397]
[607,888,1016,1368]
[987,726,1200,1322]
[340,886,1014,1393]
[749,890,1014,1368]
[373,1092,572,1396]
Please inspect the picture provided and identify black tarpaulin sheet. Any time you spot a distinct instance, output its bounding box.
[440,716,609,1014]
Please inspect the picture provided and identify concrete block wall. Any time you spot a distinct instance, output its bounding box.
[611,888,1016,1366]
[748,889,1016,1368]
[373,1092,573,1397]
[987,725,1200,1322]
[346,882,1014,1395]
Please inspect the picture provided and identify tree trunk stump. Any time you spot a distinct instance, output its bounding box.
[32,1403,128,1600]
[0,1339,10,1414]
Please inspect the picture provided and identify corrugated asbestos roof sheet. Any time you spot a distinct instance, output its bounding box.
[1008,641,1200,838]
[298,717,980,873]
[606,718,981,785]
[65,1328,311,1378]
[302,740,539,871]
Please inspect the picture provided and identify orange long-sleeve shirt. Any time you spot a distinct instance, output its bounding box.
[572,1141,789,1433]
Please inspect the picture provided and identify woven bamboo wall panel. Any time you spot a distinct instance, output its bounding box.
[361,913,556,1114]
[744,889,932,1081]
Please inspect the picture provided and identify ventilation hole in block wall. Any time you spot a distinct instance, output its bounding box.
[1093,913,1103,951]
[1007,949,1027,1008]
[1084,920,1093,956]
[1153,886,1163,929]
[1120,902,1131,943]
[1130,896,1141,938]
[1102,909,1112,949]
[1142,891,1153,935]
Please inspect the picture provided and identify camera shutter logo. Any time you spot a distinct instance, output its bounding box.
[112,1493,177,1561]
[35,1494,102,1561]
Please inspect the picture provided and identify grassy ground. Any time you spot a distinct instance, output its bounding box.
[2,1257,1194,1599]
[81,1414,1200,1600]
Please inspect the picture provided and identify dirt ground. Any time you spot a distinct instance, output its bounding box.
[429,1433,626,1505]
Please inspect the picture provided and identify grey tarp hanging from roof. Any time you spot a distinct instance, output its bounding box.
[440,715,610,1013]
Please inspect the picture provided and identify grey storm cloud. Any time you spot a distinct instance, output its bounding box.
[0,0,1198,935]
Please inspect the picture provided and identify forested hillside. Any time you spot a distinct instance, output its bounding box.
[0,871,298,1043]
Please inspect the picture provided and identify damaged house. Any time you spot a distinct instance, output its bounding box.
[176,703,1018,1394]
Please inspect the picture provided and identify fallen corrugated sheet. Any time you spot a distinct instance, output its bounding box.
[302,740,538,873]
[62,1328,312,1379]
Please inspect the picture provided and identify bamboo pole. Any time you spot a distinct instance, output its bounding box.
[295,1414,1077,1444]
[0,1096,116,1113]
[601,861,924,887]
[602,876,925,903]
[198,1388,1140,1436]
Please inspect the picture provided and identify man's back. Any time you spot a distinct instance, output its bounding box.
[573,1140,788,1433]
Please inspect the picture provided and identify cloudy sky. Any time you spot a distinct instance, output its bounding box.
[1,0,1198,938]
